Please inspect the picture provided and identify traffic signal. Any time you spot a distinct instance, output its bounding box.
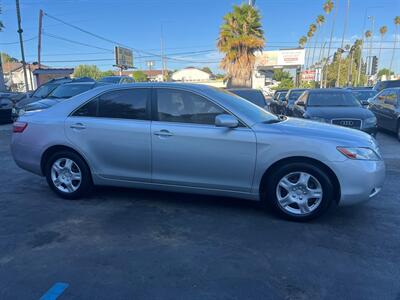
[371,56,378,75]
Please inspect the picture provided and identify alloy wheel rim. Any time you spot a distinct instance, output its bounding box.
[51,158,82,193]
[276,172,323,215]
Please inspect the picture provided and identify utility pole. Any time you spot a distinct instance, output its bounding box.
[15,0,29,92]
[323,0,339,88]
[37,9,43,69]
[367,16,375,81]
[37,9,44,86]
[0,52,6,92]
[160,24,166,81]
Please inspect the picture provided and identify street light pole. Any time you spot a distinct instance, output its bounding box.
[15,0,29,92]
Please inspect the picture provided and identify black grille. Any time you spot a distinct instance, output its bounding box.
[331,119,362,129]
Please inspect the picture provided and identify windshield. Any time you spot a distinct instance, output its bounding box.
[32,83,59,98]
[229,90,266,107]
[308,91,361,107]
[99,77,121,83]
[278,92,287,100]
[352,90,377,101]
[48,83,94,99]
[217,89,279,124]
[288,90,306,101]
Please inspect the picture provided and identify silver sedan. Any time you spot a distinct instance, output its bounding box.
[11,83,385,221]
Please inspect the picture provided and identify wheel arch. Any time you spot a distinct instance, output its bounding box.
[259,156,341,204]
[40,144,91,176]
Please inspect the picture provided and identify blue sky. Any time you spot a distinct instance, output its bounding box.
[1,0,399,73]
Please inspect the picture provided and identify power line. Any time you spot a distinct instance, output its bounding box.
[0,36,37,45]
[43,32,113,52]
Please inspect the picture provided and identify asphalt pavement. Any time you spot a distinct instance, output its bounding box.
[0,124,399,300]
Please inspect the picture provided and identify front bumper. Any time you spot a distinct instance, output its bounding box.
[330,159,385,206]
[361,125,378,136]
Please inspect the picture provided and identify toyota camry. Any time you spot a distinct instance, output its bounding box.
[11,83,385,221]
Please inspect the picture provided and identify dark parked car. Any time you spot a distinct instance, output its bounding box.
[0,97,14,124]
[99,76,135,84]
[21,82,106,115]
[228,88,268,109]
[291,89,377,136]
[269,91,288,115]
[369,88,400,141]
[351,89,377,107]
[283,88,308,116]
[374,80,400,92]
[12,77,94,121]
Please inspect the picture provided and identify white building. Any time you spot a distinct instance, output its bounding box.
[171,67,211,82]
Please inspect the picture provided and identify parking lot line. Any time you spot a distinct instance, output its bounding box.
[39,282,69,300]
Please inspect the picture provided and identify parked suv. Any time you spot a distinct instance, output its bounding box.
[374,80,400,92]
[291,89,378,136]
[368,88,400,141]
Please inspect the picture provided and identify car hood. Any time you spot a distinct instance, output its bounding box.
[254,117,376,147]
[306,106,374,119]
[25,98,64,111]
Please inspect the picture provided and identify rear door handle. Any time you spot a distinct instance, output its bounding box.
[154,129,173,137]
[70,123,86,130]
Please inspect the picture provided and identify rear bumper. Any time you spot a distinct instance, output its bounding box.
[331,159,385,206]
[11,134,43,176]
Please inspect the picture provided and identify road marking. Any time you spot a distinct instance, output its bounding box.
[39,282,69,300]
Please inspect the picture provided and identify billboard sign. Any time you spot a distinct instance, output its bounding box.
[255,49,305,68]
[115,46,133,69]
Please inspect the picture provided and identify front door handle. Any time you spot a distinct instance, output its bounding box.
[154,129,173,137]
[70,123,86,130]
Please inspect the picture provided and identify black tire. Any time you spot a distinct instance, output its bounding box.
[263,162,334,221]
[45,150,92,199]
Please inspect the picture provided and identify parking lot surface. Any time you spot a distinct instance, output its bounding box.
[0,124,399,300]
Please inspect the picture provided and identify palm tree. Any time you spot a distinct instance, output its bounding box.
[389,16,400,73]
[305,24,316,68]
[378,25,387,69]
[298,36,307,48]
[312,15,325,67]
[217,3,265,88]
[322,0,335,88]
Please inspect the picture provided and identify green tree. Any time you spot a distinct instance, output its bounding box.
[1,53,18,63]
[73,65,102,80]
[276,78,294,90]
[132,70,148,82]
[272,69,292,81]
[99,70,115,78]
[377,68,394,78]
[201,67,213,75]
[217,3,265,87]
[389,16,400,71]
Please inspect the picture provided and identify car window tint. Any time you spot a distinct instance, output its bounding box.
[385,90,398,106]
[156,89,225,125]
[308,92,360,107]
[73,98,98,117]
[97,89,149,120]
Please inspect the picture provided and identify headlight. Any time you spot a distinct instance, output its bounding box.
[12,108,16,114]
[18,109,25,116]
[337,147,380,160]
[310,117,328,123]
[363,116,377,127]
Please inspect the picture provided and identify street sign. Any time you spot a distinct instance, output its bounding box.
[115,46,133,69]
[301,70,316,81]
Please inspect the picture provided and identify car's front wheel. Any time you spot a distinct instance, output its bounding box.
[45,151,92,199]
[397,122,400,142]
[264,162,334,221]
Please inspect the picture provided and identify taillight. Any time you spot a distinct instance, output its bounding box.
[13,122,28,133]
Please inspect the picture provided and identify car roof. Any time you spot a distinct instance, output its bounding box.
[59,81,96,86]
[308,88,350,93]
[228,88,260,92]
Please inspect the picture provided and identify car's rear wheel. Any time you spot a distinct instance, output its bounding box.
[45,151,92,199]
[264,162,334,221]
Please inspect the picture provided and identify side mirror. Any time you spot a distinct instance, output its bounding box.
[296,101,305,107]
[361,100,369,106]
[215,114,239,128]
[378,95,384,100]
